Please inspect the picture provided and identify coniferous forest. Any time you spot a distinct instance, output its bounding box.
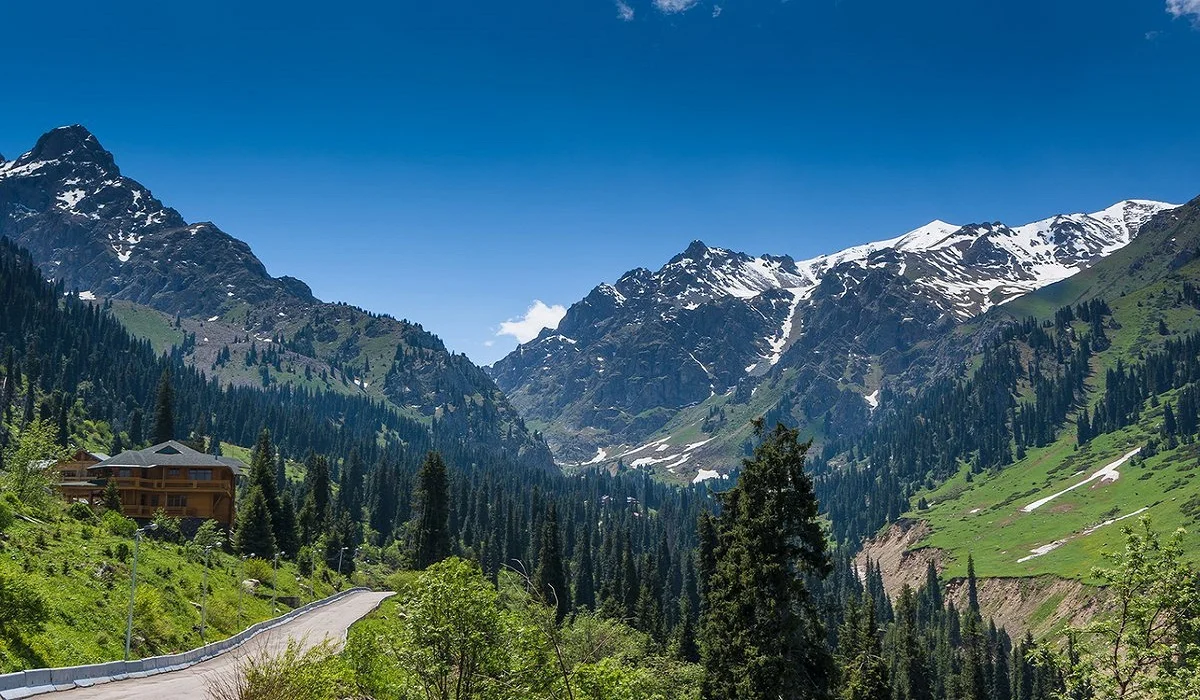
[3,219,1200,696]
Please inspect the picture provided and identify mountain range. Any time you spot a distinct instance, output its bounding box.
[491,197,1179,476]
[0,126,554,471]
[3,124,1190,484]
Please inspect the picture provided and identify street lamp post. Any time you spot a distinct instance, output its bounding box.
[311,546,319,603]
[337,546,348,590]
[271,553,280,614]
[124,523,158,661]
[238,552,253,629]
[199,539,222,643]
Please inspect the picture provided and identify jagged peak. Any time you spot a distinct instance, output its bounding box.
[27,125,116,170]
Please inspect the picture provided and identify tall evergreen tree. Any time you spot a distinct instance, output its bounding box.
[128,408,143,448]
[235,485,277,558]
[411,451,450,570]
[573,537,596,611]
[836,596,890,700]
[276,491,300,557]
[337,448,366,519]
[248,429,283,544]
[151,370,175,444]
[700,421,834,700]
[533,504,570,623]
[966,554,980,615]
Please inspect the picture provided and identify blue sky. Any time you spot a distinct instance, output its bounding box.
[2,0,1199,364]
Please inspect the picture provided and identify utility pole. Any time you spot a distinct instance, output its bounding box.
[124,523,158,661]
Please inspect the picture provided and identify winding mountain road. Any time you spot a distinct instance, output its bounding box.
[51,590,392,699]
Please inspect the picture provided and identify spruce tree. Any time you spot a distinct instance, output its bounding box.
[966,554,980,615]
[836,596,890,700]
[248,429,282,543]
[235,486,277,558]
[573,538,596,610]
[700,421,834,700]
[533,504,570,623]
[151,370,175,444]
[411,451,450,570]
[276,491,300,557]
[128,408,143,447]
[337,448,365,519]
[102,478,123,513]
[304,452,331,525]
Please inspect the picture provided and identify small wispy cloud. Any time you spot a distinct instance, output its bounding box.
[712,4,723,17]
[654,0,701,14]
[616,0,635,21]
[1167,0,1200,23]
[497,300,568,344]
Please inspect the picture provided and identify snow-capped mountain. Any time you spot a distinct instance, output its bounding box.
[0,125,554,471]
[491,199,1178,470]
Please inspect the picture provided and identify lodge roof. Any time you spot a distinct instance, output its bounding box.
[90,441,245,475]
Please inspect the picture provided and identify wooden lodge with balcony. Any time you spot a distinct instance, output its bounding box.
[57,441,245,527]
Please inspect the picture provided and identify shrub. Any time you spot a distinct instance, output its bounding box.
[243,557,277,587]
[151,510,182,543]
[192,519,225,551]
[0,497,13,531]
[0,572,49,638]
[67,501,97,522]
[102,510,136,538]
[208,640,354,700]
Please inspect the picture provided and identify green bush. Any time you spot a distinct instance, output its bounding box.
[150,510,182,542]
[102,510,136,538]
[67,501,97,522]
[0,497,13,531]
[243,557,277,587]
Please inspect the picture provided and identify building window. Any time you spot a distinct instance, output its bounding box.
[189,469,213,481]
[167,495,188,508]
[167,468,181,478]
[118,468,133,478]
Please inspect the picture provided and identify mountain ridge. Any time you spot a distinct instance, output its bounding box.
[493,196,1179,474]
[0,125,554,471]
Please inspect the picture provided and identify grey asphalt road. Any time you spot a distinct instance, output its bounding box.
[51,590,393,700]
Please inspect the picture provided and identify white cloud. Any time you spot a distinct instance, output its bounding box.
[712,4,722,17]
[616,0,635,21]
[654,0,701,14]
[1167,0,1200,21]
[497,300,568,344]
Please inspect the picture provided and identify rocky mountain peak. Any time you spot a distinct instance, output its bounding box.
[27,125,117,172]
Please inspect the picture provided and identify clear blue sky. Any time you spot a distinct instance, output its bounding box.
[3,0,1199,364]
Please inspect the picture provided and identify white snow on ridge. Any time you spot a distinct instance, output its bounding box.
[1021,447,1140,513]
[864,389,880,410]
[1017,506,1149,563]
[583,448,608,465]
[693,469,721,484]
[78,290,96,301]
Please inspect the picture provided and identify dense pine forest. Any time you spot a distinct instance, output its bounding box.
[2,231,1199,698]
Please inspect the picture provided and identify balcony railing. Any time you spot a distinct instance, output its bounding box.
[105,477,233,493]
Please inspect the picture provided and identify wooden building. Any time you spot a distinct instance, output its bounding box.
[59,441,245,527]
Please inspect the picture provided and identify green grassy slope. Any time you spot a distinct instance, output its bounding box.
[0,504,343,671]
[906,208,1200,582]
